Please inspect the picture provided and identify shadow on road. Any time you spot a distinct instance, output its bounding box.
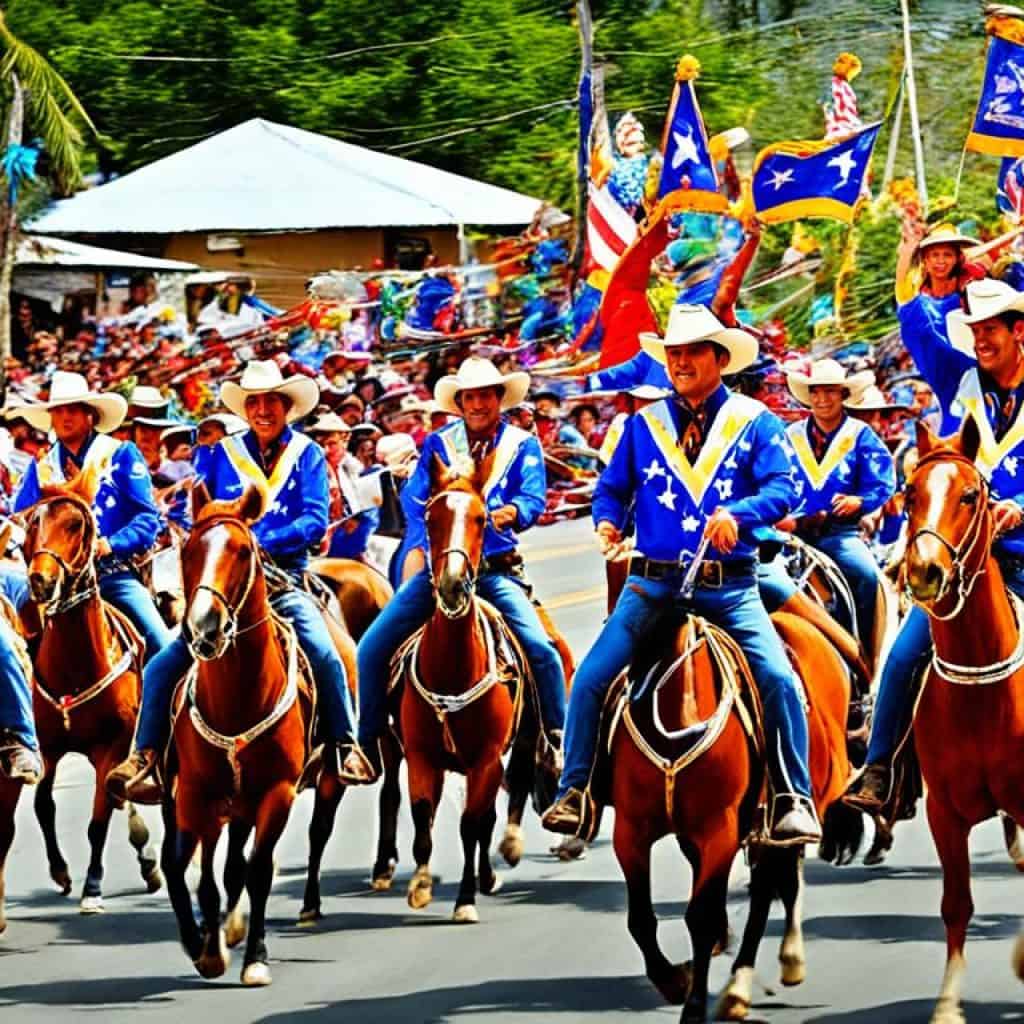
[0,975,215,1007]
[804,999,1024,1022]
[254,974,663,1023]
[759,912,1020,946]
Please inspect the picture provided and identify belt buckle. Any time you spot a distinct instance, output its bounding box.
[700,561,724,588]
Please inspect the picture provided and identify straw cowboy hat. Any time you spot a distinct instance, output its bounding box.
[434,356,530,416]
[11,371,128,434]
[220,359,320,423]
[307,412,352,435]
[946,278,1024,355]
[785,359,874,408]
[844,384,910,413]
[916,222,979,255]
[639,304,759,375]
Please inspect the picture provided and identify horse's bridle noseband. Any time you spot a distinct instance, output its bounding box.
[25,494,99,615]
[424,490,481,619]
[905,451,991,620]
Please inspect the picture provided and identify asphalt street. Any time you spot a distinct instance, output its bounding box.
[1,517,1023,1023]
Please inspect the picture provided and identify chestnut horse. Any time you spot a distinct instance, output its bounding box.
[163,485,336,985]
[901,418,1024,1024]
[401,453,547,922]
[21,473,161,913]
[601,603,859,1022]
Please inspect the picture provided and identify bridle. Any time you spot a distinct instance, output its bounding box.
[424,489,481,620]
[25,494,99,616]
[182,513,266,658]
[905,450,991,621]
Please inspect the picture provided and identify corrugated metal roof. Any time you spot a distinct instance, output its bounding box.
[29,119,548,234]
[16,234,199,271]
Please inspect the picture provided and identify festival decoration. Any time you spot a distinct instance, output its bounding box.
[825,52,864,140]
[607,113,650,214]
[1,141,39,204]
[751,122,882,224]
[998,155,1024,219]
[966,13,1024,157]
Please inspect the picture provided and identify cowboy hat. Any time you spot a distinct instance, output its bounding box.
[844,384,910,413]
[307,412,352,435]
[785,359,874,408]
[376,432,418,470]
[917,222,979,254]
[639,304,759,375]
[10,371,128,434]
[434,356,530,416]
[946,278,1024,355]
[160,423,196,449]
[220,359,320,423]
[197,411,248,436]
[128,384,179,429]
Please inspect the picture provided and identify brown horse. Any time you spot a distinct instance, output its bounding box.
[400,453,536,922]
[21,472,161,913]
[901,418,1024,1023]
[601,603,859,1022]
[162,485,330,985]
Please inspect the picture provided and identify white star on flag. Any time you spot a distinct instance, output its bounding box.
[1007,456,1019,477]
[642,459,667,483]
[682,515,700,532]
[671,128,701,169]
[656,479,677,511]
[769,168,794,191]
[724,455,738,470]
[714,478,734,499]
[827,149,858,187]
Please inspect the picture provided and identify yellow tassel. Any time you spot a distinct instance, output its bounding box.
[987,14,1024,45]
[832,51,862,82]
[675,54,701,82]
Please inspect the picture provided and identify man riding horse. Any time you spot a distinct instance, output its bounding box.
[12,372,171,665]
[542,304,822,844]
[848,278,1024,810]
[341,356,567,784]
[763,360,895,643]
[107,361,368,799]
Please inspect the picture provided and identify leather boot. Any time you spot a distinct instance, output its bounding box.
[541,787,590,836]
[769,794,822,846]
[106,749,161,804]
[338,742,380,786]
[843,762,892,812]
[0,734,42,785]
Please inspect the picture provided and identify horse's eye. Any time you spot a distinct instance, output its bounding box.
[960,488,979,506]
[475,514,486,527]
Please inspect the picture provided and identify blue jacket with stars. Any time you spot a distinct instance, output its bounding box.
[194,426,328,572]
[593,386,796,564]
[15,432,161,567]
[403,418,547,559]
[785,415,896,526]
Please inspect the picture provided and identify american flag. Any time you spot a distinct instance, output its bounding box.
[586,180,638,274]
[825,76,863,140]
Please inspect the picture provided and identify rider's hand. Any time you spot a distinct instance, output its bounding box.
[95,538,112,559]
[595,521,623,558]
[775,515,797,533]
[491,505,519,531]
[704,508,739,554]
[993,499,1024,535]
[831,494,864,518]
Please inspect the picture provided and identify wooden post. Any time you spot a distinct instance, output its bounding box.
[882,73,905,189]
[571,0,594,283]
[899,0,929,211]
[0,73,26,403]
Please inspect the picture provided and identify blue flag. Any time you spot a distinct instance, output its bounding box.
[657,61,727,215]
[751,122,881,225]
[968,33,1024,158]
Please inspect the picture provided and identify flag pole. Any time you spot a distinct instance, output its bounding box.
[882,72,905,188]
[899,0,929,212]
[571,0,594,285]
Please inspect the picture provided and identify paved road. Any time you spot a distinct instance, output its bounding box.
[1,518,1023,1023]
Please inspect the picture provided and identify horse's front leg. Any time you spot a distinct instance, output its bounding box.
[34,751,71,894]
[241,781,296,987]
[453,758,503,923]
[371,730,403,890]
[300,770,344,923]
[160,795,203,964]
[406,754,442,911]
[0,780,21,934]
[80,761,116,914]
[926,793,973,1024]
[194,822,229,979]
[126,802,163,893]
[223,818,252,948]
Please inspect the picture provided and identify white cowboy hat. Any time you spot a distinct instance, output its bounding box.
[376,432,418,470]
[844,385,910,413]
[127,385,169,411]
[307,412,352,435]
[220,359,320,423]
[433,356,530,416]
[626,384,672,400]
[946,278,1024,355]
[10,371,127,434]
[639,304,759,375]
[197,412,248,436]
[785,359,874,408]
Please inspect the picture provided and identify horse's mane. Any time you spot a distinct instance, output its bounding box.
[192,483,266,527]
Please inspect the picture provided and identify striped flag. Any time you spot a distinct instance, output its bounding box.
[587,180,638,273]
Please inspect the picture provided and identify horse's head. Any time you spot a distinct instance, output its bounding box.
[23,467,99,607]
[904,417,991,617]
[425,452,491,619]
[182,483,265,660]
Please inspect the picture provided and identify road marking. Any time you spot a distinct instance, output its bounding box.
[542,585,605,610]
[522,541,596,564]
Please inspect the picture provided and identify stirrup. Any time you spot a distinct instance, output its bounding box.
[337,743,379,786]
[541,787,595,839]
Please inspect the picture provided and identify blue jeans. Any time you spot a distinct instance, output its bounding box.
[0,623,35,750]
[357,567,567,746]
[99,571,171,664]
[558,573,812,799]
[809,530,880,642]
[758,559,796,613]
[867,560,1024,764]
[135,587,357,752]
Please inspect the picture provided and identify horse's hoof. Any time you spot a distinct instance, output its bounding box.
[194,931,230,979]
[552,837,586,861]
[224,908,247,948]
[241,961,272,987]
[1012,932,1024,981]
[143,864,163,894]
[370,866,395,892]
[51,868,72,895]
[930,1000,965,1024]
[452,904,479,924]
[480,872,503,896]
[297,907,322,927]
[780,953,805,987]
[406,867,433,911]
[651,961,693,1005]
[79,895,104,915]
[715,992,751,1021]
[498,825,524,867]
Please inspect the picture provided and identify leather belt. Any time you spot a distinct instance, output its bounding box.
[481,551,523,575]
[631,555,756,588]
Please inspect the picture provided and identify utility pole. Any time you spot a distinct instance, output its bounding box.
[899,0,929,211]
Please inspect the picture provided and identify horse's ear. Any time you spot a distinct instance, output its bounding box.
[237,484,265,525]
[0,521,13,556]
[429,453,449,494]
[73,463,100,504]
[915,419,938,458]
[191,480,212,520]
[957,414,982,464]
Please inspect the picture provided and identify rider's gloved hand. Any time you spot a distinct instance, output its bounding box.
[595,521,623,559]
[490,505,519,531]
[704,508,739,554]
[993,499,1024,535]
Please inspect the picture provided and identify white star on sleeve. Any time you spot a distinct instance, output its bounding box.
[682,515,700,532]
[656,479,677,511]
[1006,456,1018,477]
[713,478,734,500]
[642,459,667,484]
